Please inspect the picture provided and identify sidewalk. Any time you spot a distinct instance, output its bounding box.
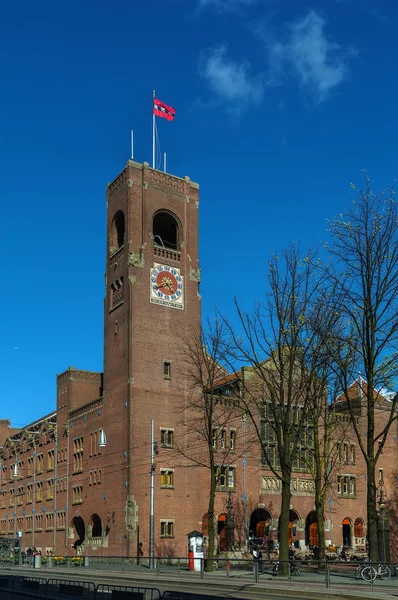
[1,563,396,600]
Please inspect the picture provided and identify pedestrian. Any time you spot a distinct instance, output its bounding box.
[252,545,264,575]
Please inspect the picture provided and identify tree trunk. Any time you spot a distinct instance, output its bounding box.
[315,495,325,562]
[206,465,216,572]
[367,459,379,563]
[279,475,292,575]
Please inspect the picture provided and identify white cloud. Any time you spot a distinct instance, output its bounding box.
[198,0,258,12]
[202,45,264,113]
[270,10,349,101]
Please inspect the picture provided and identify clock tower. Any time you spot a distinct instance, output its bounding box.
[102,160,202,556]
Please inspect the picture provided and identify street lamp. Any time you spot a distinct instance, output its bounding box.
[225,491,234,552]
[377,480,389,563]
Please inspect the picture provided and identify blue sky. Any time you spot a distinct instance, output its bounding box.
[0,0,396,426]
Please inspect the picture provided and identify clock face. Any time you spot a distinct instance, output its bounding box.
[150,263,184,310]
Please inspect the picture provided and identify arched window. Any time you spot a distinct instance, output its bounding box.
[90,513,102,538]
[153,212,179,251]
[110,211,125,255]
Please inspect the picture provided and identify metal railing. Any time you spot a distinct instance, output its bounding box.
[1,556,398,595]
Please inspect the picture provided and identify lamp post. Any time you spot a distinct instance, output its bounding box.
[225,491,234,552]
[377,480,389,563]
[13,458,18,560]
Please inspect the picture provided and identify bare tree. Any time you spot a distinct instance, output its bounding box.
[224,244,328,568]
[326,175,398,562]
[176,317,241,570]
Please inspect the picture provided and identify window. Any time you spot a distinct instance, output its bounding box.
[220,429,226,450]
[230,430,236,451]
[35,514,43,532]
[160,428,174,448]
[337,475,356,497]
[47,450,55,470]
[216,466,235,491]
[36,481,43,502]
[0,491,5,509]
[45,513,54,531]
[160,520,174,538]
[160,469,174,488]
[153,212,179,251]
[17,487,23,506]
[343,444,348,463]
[212,429,217,450]
[9,489,14,507]
[379,468,384,483]
[350,445,355,464]
[73,485,83,504]
[163,361,171,379]
[18,461,24,479]
[73,437,83,473]
[26,516,33,532]
[57,511,66,530]
[110,210,125,255]
[111,277,124,308]
[37,454,43,474]
[26,484,32,504]
[47,479,54,500]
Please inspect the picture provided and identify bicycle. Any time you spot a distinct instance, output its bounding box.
[356,563,391,581]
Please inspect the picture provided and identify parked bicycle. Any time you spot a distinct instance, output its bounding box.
[356,563,391,581]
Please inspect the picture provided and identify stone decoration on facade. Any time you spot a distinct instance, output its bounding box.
[261,476,315,496]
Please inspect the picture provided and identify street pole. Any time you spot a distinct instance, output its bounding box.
[242,413,247,548]
[149,419,155,569]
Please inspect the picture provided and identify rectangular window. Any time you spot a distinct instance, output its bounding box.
[17,487,23,506]
[57,511,66,530]
[111,277,124,308]
[160,520,174,538]
[26,516,33,532]
[337,475,356,498]
[47,450,55,470]
[47,480,54,500]
[350,445,355,464]
[163,361,171,379]
[73,437,84,473]
[160,469,174,488]
[36,481,43,502]
[343,444,348,463]
[26,485,32,504]
[45,513,54,531]
[37,454,43,474]
[35,514,43,532]
[379,468,384,483]
[212,429,217,450]
[18,461,24,479]
[220,429,226,450]
[160,428,174,448]
[230,430,236,451]
[216,466,235,491]
[72,485,83,504]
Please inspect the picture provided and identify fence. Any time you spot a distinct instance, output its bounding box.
[1,557,398,596]
[0,575,161,599]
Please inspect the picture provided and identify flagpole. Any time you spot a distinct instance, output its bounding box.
[152,90,155,169]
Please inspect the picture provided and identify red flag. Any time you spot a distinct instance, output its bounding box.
[153,98,176,121]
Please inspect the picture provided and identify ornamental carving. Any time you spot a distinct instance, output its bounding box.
[148,171,185,192]
[261,476,315,496]
[189,267,201,283]
[107,169,127,196]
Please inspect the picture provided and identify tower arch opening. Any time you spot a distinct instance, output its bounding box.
[250,508,271,539]
[89,513,102,538]
[70,516,85,550]
[153,211,180,251]
[110,210,125,255]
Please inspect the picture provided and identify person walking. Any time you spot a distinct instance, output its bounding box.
[252,545,264,575]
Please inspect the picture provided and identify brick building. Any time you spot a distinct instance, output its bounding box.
[0,160,395,559]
